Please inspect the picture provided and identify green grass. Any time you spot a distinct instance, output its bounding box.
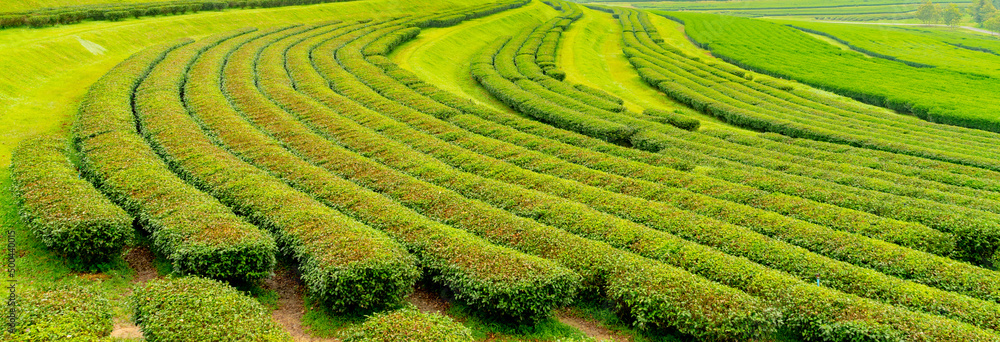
[391,0,559,114]
[0,0,476,168]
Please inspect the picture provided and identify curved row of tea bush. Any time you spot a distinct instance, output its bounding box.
[10,134,132,263]
[470,0,961,257]
[673,11,1000,134]
[293,13,1000,340]
[131,277,291,342]
[379,2,1000,305]
[611,7,1000,265]
[133,26,420,310]
[73,34,277,280]
[692,127,1000,208]
[380,56,1000,307]
[627,15,1000,172]
[274,18,777,340]
[340,11,1000,332]
[196,20,581,321]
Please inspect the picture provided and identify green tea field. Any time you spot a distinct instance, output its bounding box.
[6,0,1000,340]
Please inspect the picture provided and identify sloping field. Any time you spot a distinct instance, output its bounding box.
[669,11,1000,131]
[9,0,1000,340]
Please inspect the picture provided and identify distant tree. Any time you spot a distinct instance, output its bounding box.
[986,14,1000,36]
[943,4,963,26]
[975,0,999,24]
[916,1,941,25]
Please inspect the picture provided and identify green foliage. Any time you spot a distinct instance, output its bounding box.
[131,277,291,342]
[916,1,942,24]
[342,308,473,342]
[3,285,113,341]
[676,11,1000,135]
[10,134,132,263]
[643,108,699,130]
[287,16,778,341]
[133,27,421,311]
[191,21,581,321]
[73,36,278,281]
[943,4,964,25]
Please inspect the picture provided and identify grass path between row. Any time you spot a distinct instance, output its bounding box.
[390,0,558,115]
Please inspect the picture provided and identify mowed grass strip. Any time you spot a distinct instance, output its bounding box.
[132,26,419,310]
[73,35,277,280]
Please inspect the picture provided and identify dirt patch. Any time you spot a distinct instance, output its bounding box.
[110,317,143,339]
[123,246,158,284]
[557,309,630,342]
[407,286,451,315]
[266,268,338,342]
[74,272,111,281]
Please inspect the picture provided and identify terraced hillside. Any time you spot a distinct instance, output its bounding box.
[589,0,973,22]
[9,0,1000,340]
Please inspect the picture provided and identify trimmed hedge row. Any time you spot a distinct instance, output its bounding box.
[615,8,1000,265]
[474,11,982,265]
[330,24,1000,332]
[414,0,530,28]
[10,134,132,263]
[306,18,1000,339]
[362,26,420,56]
[384,65,1000,307]
[473,37,636,144]
[134,27,419,311]
[343,308,473,342]
[205,21,582,321]
[383,20,963,263]
[649,11,1000,169]
[131,277,291,341]
[282,21,777,340]
[642,108,699,130]
[640,10,1000,160]
[4,285,113,340]
[758,132,1000,192]
[73,35,277,280]
[696,127,1000,209]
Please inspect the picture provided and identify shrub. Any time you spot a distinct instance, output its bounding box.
[134,27,420,310]
[26,15,53,27]
[342,308,473,342]
[643,108,700,130]
[3,285,113,341]
[10,134,132,263]
[74,36,278,281]
[131,277,291,342]
[200,23,580,320]
[104,10,128,21]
